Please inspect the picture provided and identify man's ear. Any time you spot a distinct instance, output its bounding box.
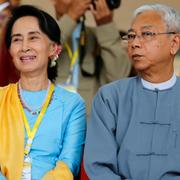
[170,34,180,55]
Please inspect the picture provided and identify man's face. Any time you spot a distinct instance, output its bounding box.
[128,10,175,73]
[53,0,72,17]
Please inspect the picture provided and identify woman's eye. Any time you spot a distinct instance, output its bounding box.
[11,38,22,42]
[30,36,39,40]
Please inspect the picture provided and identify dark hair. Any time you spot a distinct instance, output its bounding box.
[5,5,61,82]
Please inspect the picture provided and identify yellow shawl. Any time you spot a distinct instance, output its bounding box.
[0,83,73,180]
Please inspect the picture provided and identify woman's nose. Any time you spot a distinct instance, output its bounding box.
[21,40,30,52]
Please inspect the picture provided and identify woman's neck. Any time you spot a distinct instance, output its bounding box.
[19,76,50,91]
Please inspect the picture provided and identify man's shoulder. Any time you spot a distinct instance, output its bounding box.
[98,77,138,97]
[102,77,137,90]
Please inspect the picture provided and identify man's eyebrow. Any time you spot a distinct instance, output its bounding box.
[128,29,134,33]
[128,25,154,33]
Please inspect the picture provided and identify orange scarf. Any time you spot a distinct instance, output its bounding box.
[0,83,73,180]
[0,83,24,180]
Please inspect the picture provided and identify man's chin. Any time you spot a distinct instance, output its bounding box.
[133,63,149,72]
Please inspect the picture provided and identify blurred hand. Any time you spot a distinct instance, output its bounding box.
[90,0,113,25]
[67,0,91,20]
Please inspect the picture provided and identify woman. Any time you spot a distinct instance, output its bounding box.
[0,5,86,180]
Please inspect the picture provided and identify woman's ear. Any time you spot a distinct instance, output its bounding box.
[170,34,180,55]
[55,44,62,56]
[49,43,62,67]
[49,43,62,57]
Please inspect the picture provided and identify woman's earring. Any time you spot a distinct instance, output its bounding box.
[50,55,58,67]
[50,45,62,67]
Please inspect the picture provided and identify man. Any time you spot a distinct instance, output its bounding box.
[51,0,131,116]
[84,4,180,180]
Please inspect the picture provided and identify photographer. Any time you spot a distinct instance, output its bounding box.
[52,0,131,116]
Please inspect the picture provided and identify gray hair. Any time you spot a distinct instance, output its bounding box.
[133,4,180,33]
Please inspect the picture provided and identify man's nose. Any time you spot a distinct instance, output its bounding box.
[131,35,143,49]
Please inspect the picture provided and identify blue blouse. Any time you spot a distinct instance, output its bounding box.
[20,85,86,179]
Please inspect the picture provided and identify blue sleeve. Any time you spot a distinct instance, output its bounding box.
[58,95,86,176]
[84,88,123,180]
[0,173,6,180]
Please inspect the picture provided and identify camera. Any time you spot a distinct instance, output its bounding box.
[92,0,121,10]
[106,0,121,10]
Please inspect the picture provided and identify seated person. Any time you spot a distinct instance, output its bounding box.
[84,3,180,180]
[0,5,86,180]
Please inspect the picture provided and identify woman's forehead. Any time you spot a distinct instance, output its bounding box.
[12,16,41,33]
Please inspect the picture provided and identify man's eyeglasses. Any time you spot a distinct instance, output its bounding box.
[122,31,176,43]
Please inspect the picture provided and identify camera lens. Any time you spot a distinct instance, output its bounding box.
[91,0,121,10]
[106,0,121,10]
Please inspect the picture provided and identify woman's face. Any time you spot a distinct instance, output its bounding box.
[9,16,55,76]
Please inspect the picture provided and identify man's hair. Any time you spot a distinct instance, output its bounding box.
[133,4,180,33]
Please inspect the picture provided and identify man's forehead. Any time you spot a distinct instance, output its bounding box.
[130,11,166,31]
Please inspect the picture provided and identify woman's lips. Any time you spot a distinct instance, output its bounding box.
[20,55,36,62]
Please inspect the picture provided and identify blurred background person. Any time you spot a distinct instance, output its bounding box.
[51,0,131,117]
[0,0,10,38]
[0,0,20,38]
[0,0,20,86]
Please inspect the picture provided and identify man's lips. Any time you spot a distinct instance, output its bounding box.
[132,54,143,60]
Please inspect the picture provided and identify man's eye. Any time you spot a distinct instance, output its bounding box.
[142,32,154,37]
[128,34,136,40]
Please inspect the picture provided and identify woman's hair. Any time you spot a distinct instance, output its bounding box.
[4,5,61,82]
[133,4,180,33]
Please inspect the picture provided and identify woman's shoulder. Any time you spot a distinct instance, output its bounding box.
[54,84,85,104]
[0,83,16,93]
[0,83,17,100]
